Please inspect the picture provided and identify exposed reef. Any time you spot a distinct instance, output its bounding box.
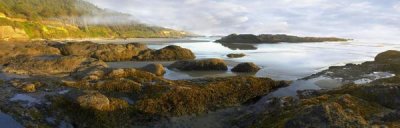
[216,34,349,44]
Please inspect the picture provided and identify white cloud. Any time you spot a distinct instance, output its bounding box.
[84,0,400,41]
[394,3,400,12]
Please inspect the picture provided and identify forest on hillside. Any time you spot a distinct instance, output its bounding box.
[0,0,189,39]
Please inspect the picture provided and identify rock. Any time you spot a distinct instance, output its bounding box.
[66,66,289,116]
[2,55,107,75]
[67,68,169,93]
[53,41,148,62]
[216,34,262,43]
[168,58,228,71]
[135,76,289,116]
[140,64,166,76]
[375,50,400,63]
[76,92,110,111]
[285,95,370,128]
[216,34,349,44]
[220,43,258,50]
[0,41,61,64]
[231,62,261,72]
[227,53,246,58]
[22,84,36,93]
[133,45,195,61]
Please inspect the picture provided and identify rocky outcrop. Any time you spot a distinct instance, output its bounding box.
[0,41,61,64]
[133,45,196,61]
[283,95,378,128]
[66,68,169,93]
[140,63,166,76]
[227,53,246,58]
[168,58,228,71]
[136,77,288,116]
[63,66,289,116]
[216,34,349,44]
[54,42,196,62]
[375,50,400,63]
[304,50,400,83]
[53,41,148,62]
[2,55,107,75]
[231,62,261,72]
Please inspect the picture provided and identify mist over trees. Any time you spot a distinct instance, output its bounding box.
[0,0,190,39]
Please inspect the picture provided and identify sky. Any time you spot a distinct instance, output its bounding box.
[85,0,400,41]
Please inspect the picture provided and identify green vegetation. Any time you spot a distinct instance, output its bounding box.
[0,0,190,39]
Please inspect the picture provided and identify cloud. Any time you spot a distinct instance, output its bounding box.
[84,0,400,41]
[394,3,400,12]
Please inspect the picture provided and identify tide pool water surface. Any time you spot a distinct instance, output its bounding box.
[102,37,400,80]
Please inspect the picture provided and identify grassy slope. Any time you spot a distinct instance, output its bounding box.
[0,0,189,39]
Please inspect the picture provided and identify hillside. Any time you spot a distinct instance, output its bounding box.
[216,34,349,43]
[0,0,190,40]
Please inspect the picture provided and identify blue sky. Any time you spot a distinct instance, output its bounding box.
[85,0,400,41]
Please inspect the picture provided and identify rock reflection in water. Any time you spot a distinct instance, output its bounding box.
[218,43,258,50]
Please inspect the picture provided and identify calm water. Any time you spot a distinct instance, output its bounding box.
[104,37,400,81]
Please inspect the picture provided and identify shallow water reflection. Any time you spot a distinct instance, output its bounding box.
[99,38,400,81]
[0,112,24,128]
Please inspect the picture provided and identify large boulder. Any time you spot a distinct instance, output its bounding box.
[133,45,195,61]
[375,50,400,64]
[231,62,261,72]
[168,58,228,71]
[2,55,107,75]
[53,41,148,62]
[140,63,166,76]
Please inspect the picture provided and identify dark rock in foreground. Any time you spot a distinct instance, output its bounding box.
[216,34,349,44]
[168,58,228,71]
[133,45,196,61]
[232,62,261,73]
